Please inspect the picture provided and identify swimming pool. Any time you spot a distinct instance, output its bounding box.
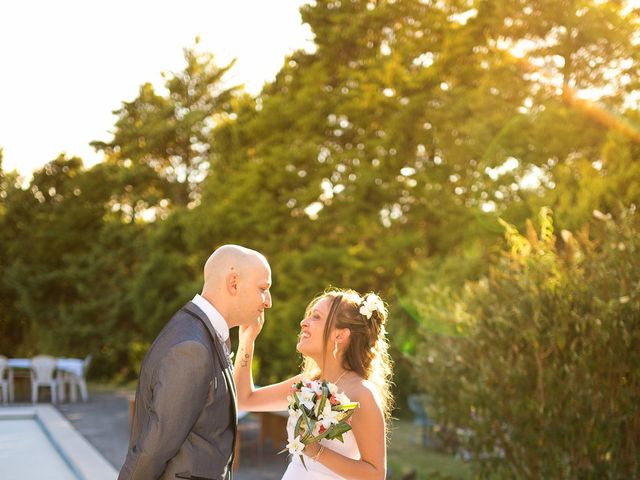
[0,406,117,480]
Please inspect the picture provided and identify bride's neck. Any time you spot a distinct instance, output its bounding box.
[319,360,349,384]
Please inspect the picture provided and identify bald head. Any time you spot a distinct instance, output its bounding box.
[203,245,268,286]
[201,245,272,327]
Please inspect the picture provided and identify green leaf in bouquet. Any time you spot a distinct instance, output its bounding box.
[301,414,315,443]
[316,382,329,418]
[325,422,352,442]
[301,406,311,417]
[337,402,359,411]
[308,422,334,443]
[294,394,314,418]
[339,407,357,424]
[292,390,301,408]
[294,413,305,439]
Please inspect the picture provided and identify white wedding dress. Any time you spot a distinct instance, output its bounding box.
[281,416,361,480]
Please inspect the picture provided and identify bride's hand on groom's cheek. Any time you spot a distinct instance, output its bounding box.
[239,313,265,344]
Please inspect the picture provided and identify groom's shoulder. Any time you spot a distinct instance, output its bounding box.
[161,303,211,343]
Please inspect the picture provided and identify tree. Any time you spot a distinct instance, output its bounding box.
[471,0,640,224]
[414,208,640,478]
[0,151,28,353]
[1,156,95,354]
[92,40,239,208]
[185,0,640,384]
[0,157,150,377]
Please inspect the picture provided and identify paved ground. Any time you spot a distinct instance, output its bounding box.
[54,385,289,480]
[54,386,131,471]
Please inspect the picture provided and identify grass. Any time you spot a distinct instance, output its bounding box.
[387,419,473,480]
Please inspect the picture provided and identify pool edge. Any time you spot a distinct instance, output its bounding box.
[1,405,118,480]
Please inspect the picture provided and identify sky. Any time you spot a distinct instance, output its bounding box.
[0,0,313,178]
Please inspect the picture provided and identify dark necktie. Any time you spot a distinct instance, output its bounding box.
[224,337,232,359]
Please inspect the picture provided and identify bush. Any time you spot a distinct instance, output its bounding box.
[413,208,640,479]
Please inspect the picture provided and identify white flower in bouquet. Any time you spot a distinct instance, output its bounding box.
[280,378,360,470]
[327,382,338,395]
[300,385,316,398]
[319,406,341,429]
[310,380,323,395]
[299,386,316,410]
[289,407,302,422]
[286,436,305,456]
[334,392,350,405]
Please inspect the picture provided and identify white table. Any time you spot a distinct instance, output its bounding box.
[7,358,85,403]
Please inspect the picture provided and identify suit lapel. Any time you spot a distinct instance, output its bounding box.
[181,302,239,434]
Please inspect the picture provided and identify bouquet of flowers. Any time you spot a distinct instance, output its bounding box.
[280,378,359,469]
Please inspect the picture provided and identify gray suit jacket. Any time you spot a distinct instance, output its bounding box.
[119,302,237,480]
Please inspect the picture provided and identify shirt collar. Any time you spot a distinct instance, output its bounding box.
[191,294,229,342]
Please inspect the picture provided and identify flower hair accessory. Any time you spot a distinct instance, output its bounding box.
[359,293,383,319]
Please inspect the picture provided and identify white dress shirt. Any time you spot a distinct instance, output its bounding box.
[191,294,230,344]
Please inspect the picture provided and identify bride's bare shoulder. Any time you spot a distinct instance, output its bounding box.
[344,377,382,409]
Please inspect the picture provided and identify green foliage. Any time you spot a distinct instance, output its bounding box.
[92,39,239,208]
[414,209,640,478]
[0,155,27,352]
[387,421,472,480]
[398,244,489,339]
[0,157,146,376]
[1,0,639,425]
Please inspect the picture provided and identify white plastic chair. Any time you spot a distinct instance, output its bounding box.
[77,354,92,402]
[31,355,58,403]
[0,356,10,404]
[57,370,72,402]
[59,354,92,402]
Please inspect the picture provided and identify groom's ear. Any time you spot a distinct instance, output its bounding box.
[226,272,239,295]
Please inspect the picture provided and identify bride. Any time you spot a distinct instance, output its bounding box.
[233,288,393,479]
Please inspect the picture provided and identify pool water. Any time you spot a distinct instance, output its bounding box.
[0,406,117,480]
[0,418,78,479]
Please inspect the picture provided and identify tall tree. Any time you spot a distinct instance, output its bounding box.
[92,40,240,208]
[184,0,640,382]
[0,157,148,376]
[471,0,640,225]
[0,151,27,353]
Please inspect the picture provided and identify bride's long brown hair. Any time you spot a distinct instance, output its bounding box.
[301,288,394,424]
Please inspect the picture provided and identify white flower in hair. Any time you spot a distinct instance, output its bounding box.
[359,293,381,319]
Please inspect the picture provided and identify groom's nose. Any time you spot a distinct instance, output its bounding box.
[264,291,272,309]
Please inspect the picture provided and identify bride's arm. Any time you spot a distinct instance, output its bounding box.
[304,381,387,480]
[233,314,304,412]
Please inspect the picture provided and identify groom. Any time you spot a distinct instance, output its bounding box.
[118,245,272,480]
